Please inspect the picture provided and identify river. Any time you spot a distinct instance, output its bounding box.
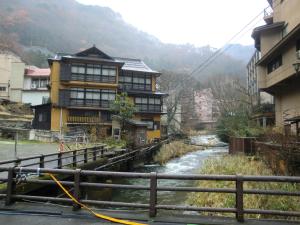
[111,135,228,207]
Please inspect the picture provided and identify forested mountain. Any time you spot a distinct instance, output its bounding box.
[0,0,253,81]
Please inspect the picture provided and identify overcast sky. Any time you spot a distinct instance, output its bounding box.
[76,0,269,48]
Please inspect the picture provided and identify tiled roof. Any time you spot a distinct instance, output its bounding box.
[25,66,50,77]
[114,57,160,74]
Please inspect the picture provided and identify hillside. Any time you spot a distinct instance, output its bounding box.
[0,0,253,81]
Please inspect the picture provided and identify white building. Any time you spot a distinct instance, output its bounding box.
[22,66,50,106]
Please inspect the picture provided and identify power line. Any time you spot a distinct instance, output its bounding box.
[167,0,282,95]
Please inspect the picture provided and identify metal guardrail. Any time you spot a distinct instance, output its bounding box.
[0,145,108,169]
[0,167,299,222]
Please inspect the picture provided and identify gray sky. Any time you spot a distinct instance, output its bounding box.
[76,0,269,48]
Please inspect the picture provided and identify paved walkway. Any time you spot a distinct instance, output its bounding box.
[0,201,299,225]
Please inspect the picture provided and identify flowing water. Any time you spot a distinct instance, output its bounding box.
[111,135,228,206]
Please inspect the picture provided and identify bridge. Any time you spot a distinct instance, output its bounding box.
[0,143,299,224]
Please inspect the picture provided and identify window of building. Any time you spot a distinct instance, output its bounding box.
[71,64,116,83]
[0,86,6,92]
[69,88,115,108]
[31,78,49,88]
[267,55,282,74]
[296,39,300,52]
[135,96,161,112]
[71,64,85,74]
[119,71,152,91]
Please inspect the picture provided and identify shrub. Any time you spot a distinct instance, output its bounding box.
[154,141,202,165]
[187,155,300,219]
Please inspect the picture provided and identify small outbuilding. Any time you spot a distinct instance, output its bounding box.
[112,116,148,148]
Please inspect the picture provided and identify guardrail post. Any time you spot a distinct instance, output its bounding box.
[73,169,81,211]
[73,151,77,168]
[149,172,157,217]
[39,154,45,168]
[58,152,62,169]
[236,175,244,222]
[14,158,21,167]
[84,149,88,163]
[93,147,97,161]
[101,146,104,156]
[5,167,16,205]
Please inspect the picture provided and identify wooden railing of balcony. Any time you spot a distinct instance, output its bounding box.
[67,116,101,124]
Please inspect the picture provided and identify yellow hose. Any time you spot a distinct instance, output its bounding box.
[48,173,148,225]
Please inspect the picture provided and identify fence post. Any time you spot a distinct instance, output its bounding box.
[58,152,62,169]
[236,175,244,222]
[39,154,45,168]
[101,146,104,156]
[84,149,88,163]
[14,158,21,167]
[5,167,16,205]
[93,147,97,161]
[73,151,77,168]
[149,172,157,217]
[73,169,81,211]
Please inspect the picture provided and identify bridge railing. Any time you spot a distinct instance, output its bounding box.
[0,167,299,222]
[0,144,110,171]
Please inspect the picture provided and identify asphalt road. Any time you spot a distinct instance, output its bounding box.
[0,141,58,161]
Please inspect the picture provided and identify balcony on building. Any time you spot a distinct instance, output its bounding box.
[66,110,112,125]
[263,7,273,25]
[58,89,116,109]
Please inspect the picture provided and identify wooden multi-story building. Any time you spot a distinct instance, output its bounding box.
[32,46,166,141]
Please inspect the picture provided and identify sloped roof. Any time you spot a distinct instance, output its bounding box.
[75,46,113,60]
[25,66,50,77]
[252,21,285,38]
[114,57,160,74]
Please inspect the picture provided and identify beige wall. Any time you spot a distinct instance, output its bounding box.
[273,0,300,32]
[260,29,282,56]
[274,87,300,126]
[0,53,24,101]
[10,61,25,102]
[259,42,297,89]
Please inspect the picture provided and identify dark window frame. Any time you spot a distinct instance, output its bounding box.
[119,71,152,91]
[135,96,162,113]
[71,63,117,83]
[0,86,6,92]
[267,55,282,74]
[69,88,116,108]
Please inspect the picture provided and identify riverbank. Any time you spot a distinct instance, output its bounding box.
[154,140,203,164]
[187,154,300,219]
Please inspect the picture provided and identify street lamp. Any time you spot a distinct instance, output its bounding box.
[292,62,300,74]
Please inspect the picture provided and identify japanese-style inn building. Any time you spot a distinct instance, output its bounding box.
[32,46,167,142]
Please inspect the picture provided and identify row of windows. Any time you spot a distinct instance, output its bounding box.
[119,75,152,91]
[32,78,49,88]
[70,88,116,100]
[71,64,116,76]
[119,76,151,84]
[135,97,162,112]
[135,97,161,105]
[70,88,116,108]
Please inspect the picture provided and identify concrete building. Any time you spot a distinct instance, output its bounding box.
[0,51,25,102]
[252,0,300,134]
[22,66,50,106]
[247,51,274,127]
[194,88,219,129]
